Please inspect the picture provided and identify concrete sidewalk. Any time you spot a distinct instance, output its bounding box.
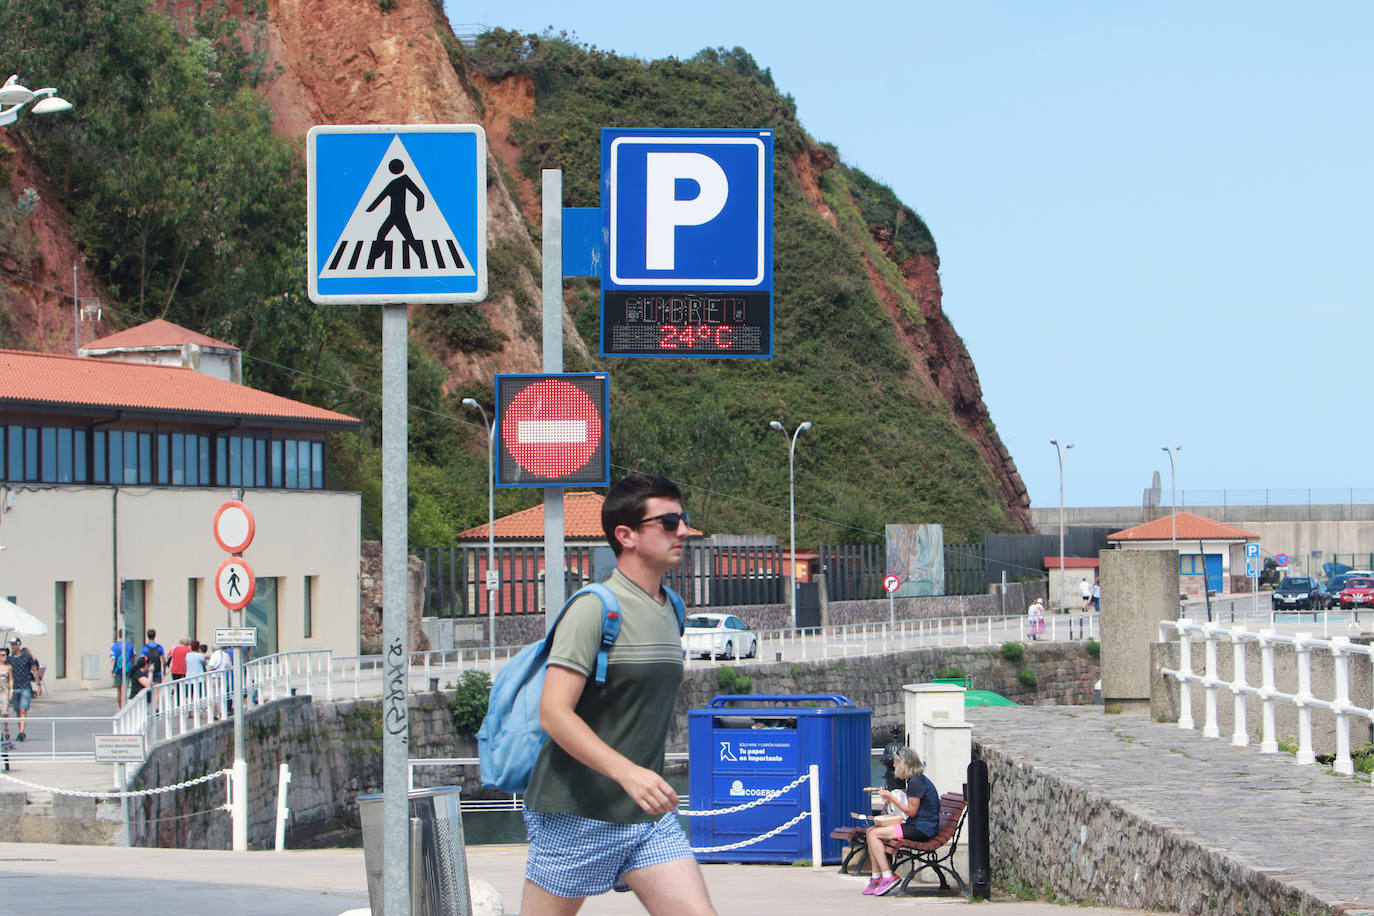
[0,840,1169,915]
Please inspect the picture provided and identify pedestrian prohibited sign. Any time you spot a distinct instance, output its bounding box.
[307,124,487,304]
[215,557,256,610]
[496,373,609,487]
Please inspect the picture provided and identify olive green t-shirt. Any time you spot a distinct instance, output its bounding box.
[522,569,685,823]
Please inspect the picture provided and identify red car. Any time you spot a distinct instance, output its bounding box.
[1339,577,1374,609]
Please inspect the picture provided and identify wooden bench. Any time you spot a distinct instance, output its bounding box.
[829,791,966,893]
[878,791,967,895]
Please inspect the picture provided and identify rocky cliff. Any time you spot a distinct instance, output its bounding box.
[0,0,1029,533]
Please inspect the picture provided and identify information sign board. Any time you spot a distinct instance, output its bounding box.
[94,734,145,763]
[215,627,259,647]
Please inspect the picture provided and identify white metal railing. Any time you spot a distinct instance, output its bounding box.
[1159,619,1374,777]
[0,715,122,762]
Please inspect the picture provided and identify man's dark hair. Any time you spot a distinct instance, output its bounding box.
[602,474,683,556]
[146,629,156,640]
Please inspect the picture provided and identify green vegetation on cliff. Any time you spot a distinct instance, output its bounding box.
[1,11,1016,546]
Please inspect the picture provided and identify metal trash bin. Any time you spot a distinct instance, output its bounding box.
[688,694,870,864]
[358,785,472,916]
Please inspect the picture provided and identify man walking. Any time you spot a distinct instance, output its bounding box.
[1080,577,1092,610]
[520,474,715,916]
[7,637,41,741]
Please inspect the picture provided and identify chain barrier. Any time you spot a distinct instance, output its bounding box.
[0,769,228,800]
[689,810,812,854]
[678,770,811,817]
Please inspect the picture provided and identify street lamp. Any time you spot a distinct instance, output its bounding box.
[1161,445,1181,547]
[462,398,497,671]
[0,75,73,127]
[1050,439,1073,612]
[769,420,812,629]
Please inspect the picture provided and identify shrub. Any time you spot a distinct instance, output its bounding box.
[447,670,492,735]
[1001,641,1025,662]
[935,666,966,680]
[1017,668,1037,688]
[1085,639,1101,659]
[717,665,753,695]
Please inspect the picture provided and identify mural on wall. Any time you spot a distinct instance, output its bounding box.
[886,524,944,597]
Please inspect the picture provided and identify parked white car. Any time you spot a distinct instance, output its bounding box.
[681,613,758,660]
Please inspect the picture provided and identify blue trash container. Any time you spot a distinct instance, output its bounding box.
[687,694,871,864]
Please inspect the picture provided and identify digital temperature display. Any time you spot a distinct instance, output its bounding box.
[601,291,772,358]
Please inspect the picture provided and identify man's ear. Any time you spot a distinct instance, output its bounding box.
[613,523,636,552]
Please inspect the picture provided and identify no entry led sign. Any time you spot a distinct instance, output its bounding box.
[496,374,609,487]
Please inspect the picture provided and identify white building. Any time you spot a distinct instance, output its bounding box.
[0,321,361,685]
[1106,511,1257,598]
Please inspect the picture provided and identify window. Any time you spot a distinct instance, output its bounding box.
[255,440,267,488]
[304,575,316,638]
[6,426,21,480]
[24,427,37,480]
[157,434,169,484]
[123,431,138,484]
[284,440,297,489]
[198,436,210,486]
[40,427,56,482]
[312,442,324,489]
[54,581,69,679]
[297,440,310,489]
[57,428,73,483]
[92,431,106,483]
[271,440,283,487]
[107,430,123,483]
[171,434,185,485]
[216,437,227,486]
[228,436,242,486]
[139,432,152,483]
[74,429,86,483]
[241,436,255,488]
[245,577,278,656]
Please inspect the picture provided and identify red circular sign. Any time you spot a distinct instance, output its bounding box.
[500,378,603,479]
[213,500,255,554]
[215,557,256,611]
[883,574,901,594]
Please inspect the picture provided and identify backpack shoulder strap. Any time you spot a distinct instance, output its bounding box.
[663,585,686,634]
[583,583,620,686]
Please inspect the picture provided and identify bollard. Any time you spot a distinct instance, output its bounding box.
[966,759,990,898]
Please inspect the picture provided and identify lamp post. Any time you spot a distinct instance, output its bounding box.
[770,420,812,629]
[462,398,497,671]
[0,74,73,128]
[1050,439,1073,612]
[1161,445,1181,547]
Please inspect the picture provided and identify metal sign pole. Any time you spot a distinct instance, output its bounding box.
[543,170,565,628]
[381,302,410,915]
[231,619,246,852]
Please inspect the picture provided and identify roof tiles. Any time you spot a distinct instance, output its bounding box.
[0,349,358,428]
[1107,511,1256,541]
[83,318,238,352]
[456,491,704,541]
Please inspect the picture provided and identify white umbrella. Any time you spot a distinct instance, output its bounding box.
[0,597,47,637]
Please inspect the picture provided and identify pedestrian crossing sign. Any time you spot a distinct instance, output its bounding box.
[307,124,487,304]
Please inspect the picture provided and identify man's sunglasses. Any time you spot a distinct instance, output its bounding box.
[635,511,690,531]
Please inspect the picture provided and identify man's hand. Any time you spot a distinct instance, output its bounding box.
[615,765,680,816]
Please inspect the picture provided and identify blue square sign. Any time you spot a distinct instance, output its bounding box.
[307,125,487,304]
[603,129,772,290]
[601,128,773,358]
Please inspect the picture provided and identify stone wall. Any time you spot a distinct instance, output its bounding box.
[131,640,1096,849]
[973,739,1328,915]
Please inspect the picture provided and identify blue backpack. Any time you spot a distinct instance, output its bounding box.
[476,582,685,794]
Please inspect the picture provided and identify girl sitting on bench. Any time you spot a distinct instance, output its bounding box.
[861,746,940,896]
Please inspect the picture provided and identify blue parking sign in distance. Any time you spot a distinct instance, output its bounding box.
[601,128,773,358]
[307,125,487,304]
[1245,543,1260,559]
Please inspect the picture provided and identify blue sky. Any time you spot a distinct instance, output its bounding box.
[443,1,1374,509]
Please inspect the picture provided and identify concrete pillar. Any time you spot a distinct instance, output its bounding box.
[1101,549,1178,714]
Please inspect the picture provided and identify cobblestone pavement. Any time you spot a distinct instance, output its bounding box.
[968,706,1374,911]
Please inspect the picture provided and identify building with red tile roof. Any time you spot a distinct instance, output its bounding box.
[0,321,363,680]
[1107,512,1258,597]
[455,491,704,542]
[81,318,244,383]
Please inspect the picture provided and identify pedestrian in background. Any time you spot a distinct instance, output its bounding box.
[1092,581,1101,611]
[1080,577,1092,610]
[141,629,166,684]
[1027,597,1046,641]
[110,635,135,706]
[7,637,41,742]
[168,637,192,681]
[0,645,11,746]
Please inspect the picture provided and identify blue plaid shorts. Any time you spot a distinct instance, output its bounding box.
[523,810,694,898]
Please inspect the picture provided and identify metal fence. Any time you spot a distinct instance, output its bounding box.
[417,539,1001,617]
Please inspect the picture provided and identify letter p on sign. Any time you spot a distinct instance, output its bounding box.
[645,153,728,269]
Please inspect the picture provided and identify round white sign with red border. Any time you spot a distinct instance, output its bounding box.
[215,557,256,610]
[883,574,901,594]
[213,500,256,554]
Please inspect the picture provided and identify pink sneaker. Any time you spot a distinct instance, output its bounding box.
[871,875,901,896]
[862,877,881,895]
